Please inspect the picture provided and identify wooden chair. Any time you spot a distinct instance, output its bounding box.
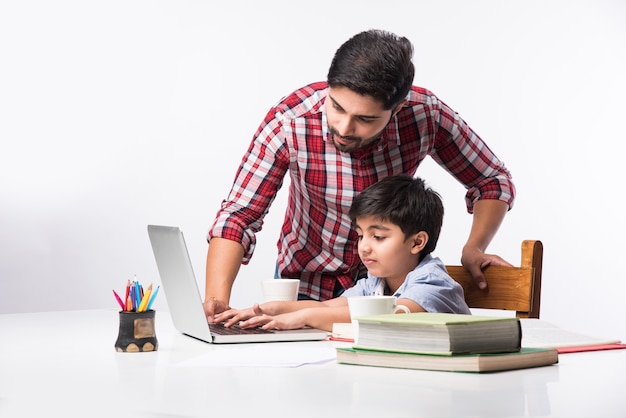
[446,240,543,318]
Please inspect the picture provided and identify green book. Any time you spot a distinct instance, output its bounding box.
[353,312,522,355]
[336,346,558,373]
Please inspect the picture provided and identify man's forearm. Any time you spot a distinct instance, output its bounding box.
[464,199,509,252]
[205,237,245,304]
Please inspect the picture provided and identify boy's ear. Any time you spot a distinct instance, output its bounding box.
[410,231,429,254]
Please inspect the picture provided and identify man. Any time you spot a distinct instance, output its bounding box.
[204,29,515,320]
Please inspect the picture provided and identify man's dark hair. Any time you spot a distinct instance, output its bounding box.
[327,29,415,110]
[348,175,444,257]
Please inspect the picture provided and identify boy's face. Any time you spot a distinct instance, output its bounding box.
[325,86,393,153]
[354,215,420,283]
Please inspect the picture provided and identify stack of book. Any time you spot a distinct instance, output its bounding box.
[335,313,559,373]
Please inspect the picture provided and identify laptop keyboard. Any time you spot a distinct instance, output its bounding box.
[209,322,275,335]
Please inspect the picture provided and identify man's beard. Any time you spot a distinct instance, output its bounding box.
[329,127,383,153]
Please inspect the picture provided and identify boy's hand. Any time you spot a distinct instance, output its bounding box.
[238,310,307,331]
[213,304,264,327]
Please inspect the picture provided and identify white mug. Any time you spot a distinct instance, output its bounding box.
[347,295,410,318]
[260,279,300,302]
[347,296,410,342]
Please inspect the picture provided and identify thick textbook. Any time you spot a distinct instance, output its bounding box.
[336,346,558,373]
[353,312,521,355]
[340,315,626,354]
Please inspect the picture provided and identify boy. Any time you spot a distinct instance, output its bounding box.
[213,175,470,332]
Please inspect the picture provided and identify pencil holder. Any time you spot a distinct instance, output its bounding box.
[115,310,158,352]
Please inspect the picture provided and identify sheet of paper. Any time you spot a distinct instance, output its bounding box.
[521,318,621,349]
[174,343,337,368]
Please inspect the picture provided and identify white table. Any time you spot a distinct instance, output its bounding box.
[1,309,624,417]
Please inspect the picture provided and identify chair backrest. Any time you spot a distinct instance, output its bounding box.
[445,240,543,318]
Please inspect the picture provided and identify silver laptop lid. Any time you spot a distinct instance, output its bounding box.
[147,225,214,342]
[147,225,329,343]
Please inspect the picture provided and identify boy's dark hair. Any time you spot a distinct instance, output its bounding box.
[348,174,444,257]
[327,29,415,110]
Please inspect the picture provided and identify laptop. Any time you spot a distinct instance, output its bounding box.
[147,225,329,343]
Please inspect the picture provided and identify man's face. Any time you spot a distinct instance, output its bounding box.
[325,86,393,153]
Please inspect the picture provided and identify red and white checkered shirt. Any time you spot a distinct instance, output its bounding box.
[209,82,515,301]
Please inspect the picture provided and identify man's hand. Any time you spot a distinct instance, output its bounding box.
[461,246,513,290]
[462,199,511,290]
[203,297,231,323]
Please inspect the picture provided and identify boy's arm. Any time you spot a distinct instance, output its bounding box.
[214,297,345,327]
[299,305,352,331]
[238,299,351,332]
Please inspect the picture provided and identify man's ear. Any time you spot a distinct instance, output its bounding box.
[391,99,408,117]
[410,231,429,254]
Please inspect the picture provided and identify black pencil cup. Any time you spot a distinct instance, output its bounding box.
[115,310,158,352]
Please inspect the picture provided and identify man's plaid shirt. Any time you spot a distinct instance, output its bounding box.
[209,82,515,301]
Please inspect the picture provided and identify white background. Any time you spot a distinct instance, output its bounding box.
[1,0,624,342]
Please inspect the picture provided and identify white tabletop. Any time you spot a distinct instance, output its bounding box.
[1,309,624,418]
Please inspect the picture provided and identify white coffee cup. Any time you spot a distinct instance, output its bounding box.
[347,295,410,342]
[261,279,300,302]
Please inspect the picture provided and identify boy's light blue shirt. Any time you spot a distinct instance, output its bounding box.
[341,254,471,314]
